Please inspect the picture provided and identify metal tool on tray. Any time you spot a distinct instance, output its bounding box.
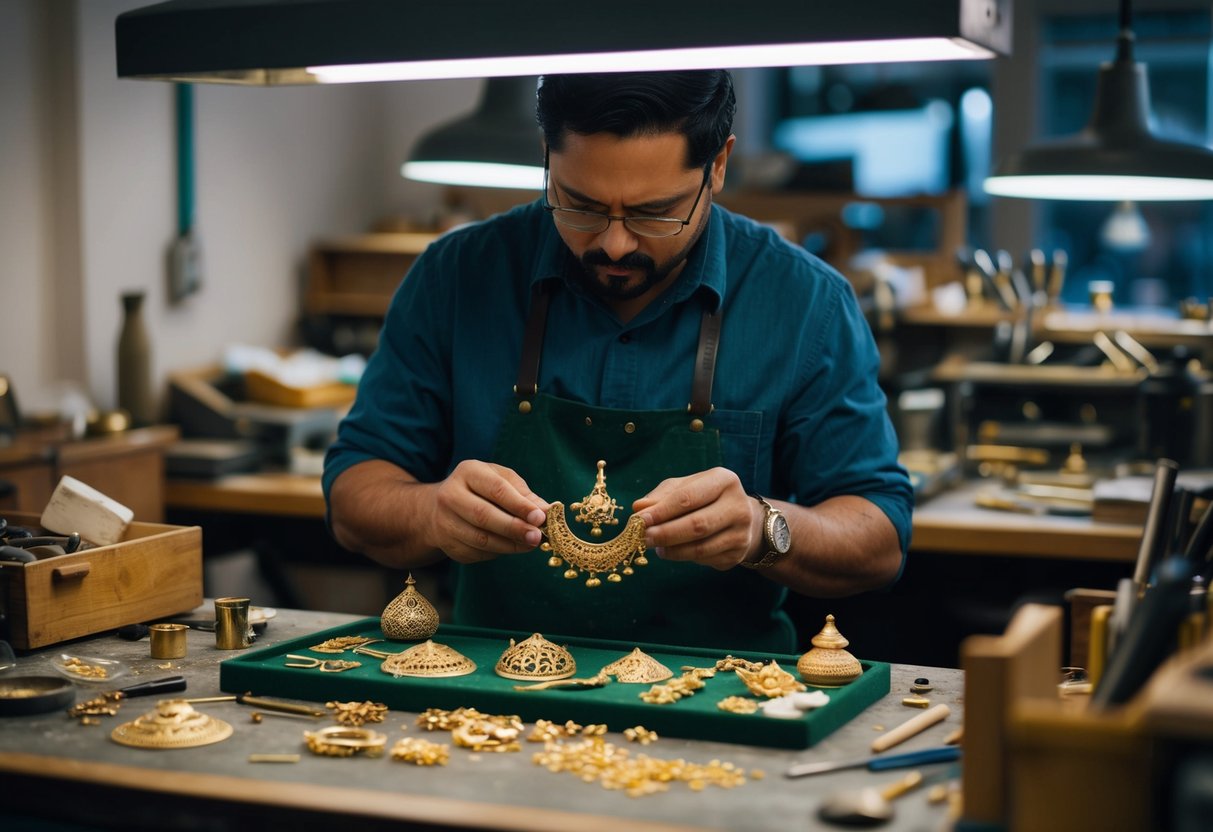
[786,745,960,778]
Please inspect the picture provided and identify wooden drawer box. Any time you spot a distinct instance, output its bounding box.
[0,512,202,650]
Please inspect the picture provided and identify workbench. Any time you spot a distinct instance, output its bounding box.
[0,607,962,831]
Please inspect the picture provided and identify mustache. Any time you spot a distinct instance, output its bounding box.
[581,250,656,271]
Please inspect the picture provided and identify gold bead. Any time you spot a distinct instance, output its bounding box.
[607,573,622,582]
[563,569,579,580]
[590,527,602,537]
[548,556,563,567]
[586,577,602,588]
[518,400,532,414]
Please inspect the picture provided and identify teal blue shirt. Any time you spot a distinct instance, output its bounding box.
[325,200,912,562]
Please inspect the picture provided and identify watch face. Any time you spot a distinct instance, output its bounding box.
[770,514,792,554]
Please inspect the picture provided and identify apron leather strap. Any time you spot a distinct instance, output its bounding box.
[515,281,721,415]
[689,307,721,417]
[515,282,552,397]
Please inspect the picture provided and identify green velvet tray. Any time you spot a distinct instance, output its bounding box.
[219,620,890,750]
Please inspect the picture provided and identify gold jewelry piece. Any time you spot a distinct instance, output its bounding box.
[391,736,450,766]
[110,700,233,749]
[602,648,674,684]
[380,640,476,678]
[451,718,523,752]
[283,655,362,673]
[717,696,761,715]
[540,461,648,587]
[571,460,621,536]
[309,635,380,654]
[304,726,387,757]
[326,700,389,726]
[796,614,863,687]
[250,710,316,723]
[494,633,576,681]
[735,661,806,698]
[513,670,610,691]
[380,573,440,641]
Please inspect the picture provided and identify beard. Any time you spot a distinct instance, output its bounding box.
[572,203,711,302]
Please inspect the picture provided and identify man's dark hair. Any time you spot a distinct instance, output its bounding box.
[536,71,736,170]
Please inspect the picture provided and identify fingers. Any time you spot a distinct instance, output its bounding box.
[633,468,757,569]
[434,461,548,563]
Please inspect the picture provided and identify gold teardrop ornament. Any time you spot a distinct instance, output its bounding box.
[380,573,440,641]
[539,461,647,587]
[796,614,863,687]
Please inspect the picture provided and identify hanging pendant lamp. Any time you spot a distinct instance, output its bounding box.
[402,76,543,190]
[984,0,1213,201]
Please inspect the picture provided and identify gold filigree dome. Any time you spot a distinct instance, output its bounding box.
[110,699,233,749]
[381,640,476,678]
[601,648,674,684]
[494,633,576,681]
[381,573,440,641]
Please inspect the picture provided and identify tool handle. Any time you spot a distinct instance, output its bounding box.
[118,675,187,697]
[871,704,951,753]
[868,746,961,771]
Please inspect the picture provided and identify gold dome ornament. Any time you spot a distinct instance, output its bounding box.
[380,573,440,641]
[540,460,648,587]
[110,699,233,749]
[380,640,476,678]
[797,614,863,687]
[601,648,674,684]
[494,633,576,681]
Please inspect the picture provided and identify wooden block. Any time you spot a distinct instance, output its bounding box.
[40,475,134,546]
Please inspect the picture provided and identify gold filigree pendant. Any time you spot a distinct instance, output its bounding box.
[540,460,647,587]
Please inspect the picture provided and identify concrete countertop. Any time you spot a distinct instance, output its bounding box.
[0,607,963,831]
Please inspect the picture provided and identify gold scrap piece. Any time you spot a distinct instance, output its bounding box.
[416,707,486,732]
[380,640,476,678]
[639,670,709,704]
[717,696,761,714]
[304,726,387,757]
[735,662,807,698]
[69,691,124,720]
[622,726,658,745]
[59,656,109,679]
[390,736,450,766]
[902,696,932,708]
[248,753,301,763]
[380,573,441,641]
[715,655,765,673]
[602,648,674,684]
[451,716,523,753]
[797,614,863,687]
[532,735,750,797]
[494,633,576,681]
[110,700,233,750]
[309,635,379,654]
[326,700,389,726]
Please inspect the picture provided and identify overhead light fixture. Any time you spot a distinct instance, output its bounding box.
[984,0,1213,201]
[402,76,543,190]
[115,0,1011,85]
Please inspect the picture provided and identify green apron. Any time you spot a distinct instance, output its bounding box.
[451,283,795,653]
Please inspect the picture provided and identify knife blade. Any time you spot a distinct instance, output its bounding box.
[785,745,960,778]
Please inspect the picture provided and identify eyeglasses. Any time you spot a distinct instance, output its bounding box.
[542,152,711,239]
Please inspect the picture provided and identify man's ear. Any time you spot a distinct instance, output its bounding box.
[711,135,736,193]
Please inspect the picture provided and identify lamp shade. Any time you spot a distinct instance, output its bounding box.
[984,9,1213,201]
[115,0,1011,85]
[402,77,543,189]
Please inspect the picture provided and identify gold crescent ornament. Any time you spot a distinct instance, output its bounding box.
[540,460,648,587]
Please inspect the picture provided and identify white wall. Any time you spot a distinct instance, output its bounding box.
[0,0,481,419]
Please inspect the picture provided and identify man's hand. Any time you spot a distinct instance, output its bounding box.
[632,467,761,571]
[426,460,549,564]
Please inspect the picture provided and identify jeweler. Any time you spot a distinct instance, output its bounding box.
[325,71,911,652]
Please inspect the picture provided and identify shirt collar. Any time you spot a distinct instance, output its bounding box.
[530,200,726,314]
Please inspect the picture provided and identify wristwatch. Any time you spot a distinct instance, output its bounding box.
[741,494,791,569]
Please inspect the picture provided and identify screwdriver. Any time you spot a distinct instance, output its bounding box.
[785,745,960,778]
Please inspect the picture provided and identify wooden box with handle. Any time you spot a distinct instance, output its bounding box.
[0,511,201,649]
